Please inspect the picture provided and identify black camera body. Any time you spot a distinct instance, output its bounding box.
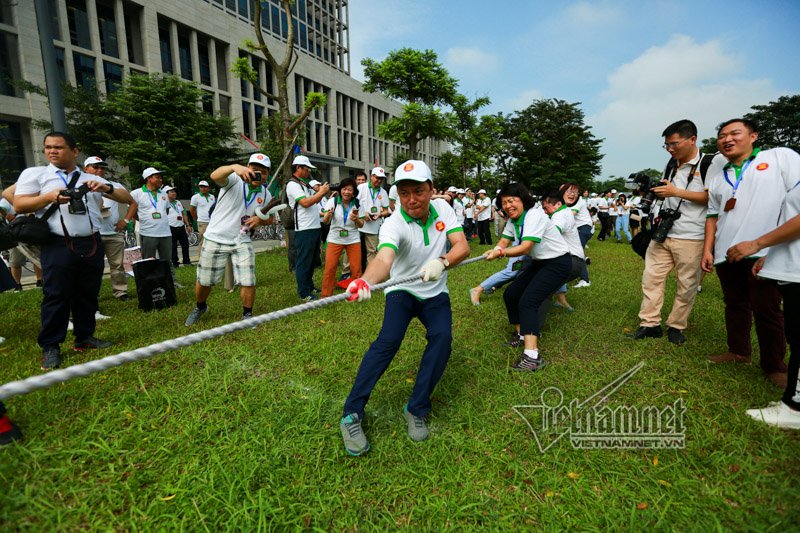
[61,183,91,215]
[652,208,681,243]
[628,172,663,213]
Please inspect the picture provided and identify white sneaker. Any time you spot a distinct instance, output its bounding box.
[95,311,110,320]
[573,280,591,288]
[746,401,800,429]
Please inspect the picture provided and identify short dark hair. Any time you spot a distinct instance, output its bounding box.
[542,191,563,205]
[495,182,536,211]
[339,177,357,192]
[44,131,77,149]
[717,118,759,134]
[662,120,697,139]
[354,170,367,179]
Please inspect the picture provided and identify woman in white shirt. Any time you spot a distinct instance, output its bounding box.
[614,193,633,243]
[321,178,364,297]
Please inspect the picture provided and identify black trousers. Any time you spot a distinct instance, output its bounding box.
[39,235,105,349]
[779,283,800,410]
[477,219,493,245]
[597,212,611,240]
[503,254,571,337]
[170,225,191,266]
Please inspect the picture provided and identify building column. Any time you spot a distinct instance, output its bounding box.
[189,30,200,83]
[114,0,129,64]
[208,39,219,113]
[169,21,179,78]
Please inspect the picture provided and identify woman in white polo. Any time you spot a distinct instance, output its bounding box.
[320,177,364,297]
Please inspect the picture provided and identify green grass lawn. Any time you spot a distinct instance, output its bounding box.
[1,237,798,530]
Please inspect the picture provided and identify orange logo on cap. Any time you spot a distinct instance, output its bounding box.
[403,163,414,172]
[435,221,445,232]
[756,163,769,171]
[257,197,263,204]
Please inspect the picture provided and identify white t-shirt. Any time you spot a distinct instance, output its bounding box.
[501,207,569,260]
[596,197,609,211]
[357,183,389,235]
[570,197,593,228]
[550,206,585,259]
[287,178,321,232]
[324,196,362,246]
[464,197,474,219]
[99,181,125,235]
[707,147,800,264]
[204,173,272,245]
[0,197,13,214]
[378,198,462,300]
[167,200,186,228]
[759,179,800,283]
[476,196,492,221]
[453,198,465,224]
[130,185,171,237]
[190,193,215,223]
[15,164,109,237]
[388,184,398,212]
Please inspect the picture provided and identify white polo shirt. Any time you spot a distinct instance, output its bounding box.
[501,207,569,261]
[15,164,109,237]
[190,193,215,223]
[99,181,126,236]
[550,205,585,259]
[570,197,593,228]
[464,197,474,219]
[759,179,800,284]
[130,185,171,237]
[388,184,398,211]
[167,199,186,228]
[707,147,800,264]
[324,196,362,245]
[357,182,389,235]
[204,173,272,245]
[476,196,492,221]
[286,178,321,232]
[453,197,465,224]
[378,198,462,300]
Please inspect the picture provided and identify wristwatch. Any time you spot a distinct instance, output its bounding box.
[106,183,114,195]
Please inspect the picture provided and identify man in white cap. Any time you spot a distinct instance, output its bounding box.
[130,167,176,283]
[185,153,276,325]
[84,156,136,300]
[339,160,470,456]
[286,155,329,301]
[357,167,390,269]
[164,186,191,268]
[475,189,493,245]
[190,179,215,250]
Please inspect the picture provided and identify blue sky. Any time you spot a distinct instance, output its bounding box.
[349,0,800,180]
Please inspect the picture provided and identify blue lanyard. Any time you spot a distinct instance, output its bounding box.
[723,158,754,198]
[142,185,158,209]
[337,198,352,226]
[512,210,526,244]
[56,170,77,187]
[243,182,260,209]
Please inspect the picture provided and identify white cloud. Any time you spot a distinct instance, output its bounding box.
[445,46,500,74]
[590,34,780,178]
[499,89,545,113]
[564,1,623,26]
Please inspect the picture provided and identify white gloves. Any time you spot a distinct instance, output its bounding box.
[346,278,371,302]
[420,259,446,282]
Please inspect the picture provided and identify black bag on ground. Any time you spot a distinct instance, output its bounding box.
[133,259,177,311]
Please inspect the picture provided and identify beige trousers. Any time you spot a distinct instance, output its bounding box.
[102,233,128,298]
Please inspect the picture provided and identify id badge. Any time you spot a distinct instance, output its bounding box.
[371,206,377,213]
[724,198,736,212]
[339,230,349,237]
[152,212,162,219]
[512,260,523,271]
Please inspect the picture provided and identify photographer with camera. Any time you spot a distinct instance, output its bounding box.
[14,132,133,369]
[628,120,722,345]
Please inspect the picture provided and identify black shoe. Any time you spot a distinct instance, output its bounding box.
[0,416,22,445]
[41,347,62,370]
[73,337,113,352]
[585,257,591,265]
[35,280,43,288]
[14,284,22,292]
[667,327,686,345]
[626,325,663,339]
[116,294,130,301]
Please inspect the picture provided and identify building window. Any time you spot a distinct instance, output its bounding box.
[96,0,119,58]
[47,0,62,41]
[198,37,211,86]
[225,0,235,11]
[0,31,20,97]
[159,24,173,73]
[271,5,279,35]
[0,120,27,184]
[66,0,92,49]
[215,43,228,90]
[219,94,230,116]
[72,51,96,90]
[202,90,214,114]
[55,47,66,83]
[242,101,252,138]
[178,31,192,81]
[237,0,248,18]
[103,61,123,93]
[124,2,144,65]
[0,2,12,25]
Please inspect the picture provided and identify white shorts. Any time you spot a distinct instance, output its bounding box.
[197,240,255,287]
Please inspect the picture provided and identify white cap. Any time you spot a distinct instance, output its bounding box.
[394,160,432,184]
[371,167,386,178]
[83,156,107,167]
[163,186,175,193]
[478,189,487,194]
[292,155,316,168]
[457,189,465,194]
[611,189,617,194]
[309,179,321,187]
[447,186,458,192]
[591,192,598,197]
[248,153,271,167]
[142,167,164,179]
[198,180,210,187]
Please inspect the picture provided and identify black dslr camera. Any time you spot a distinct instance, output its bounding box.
[60,183,91,215]
[628,172,663,213]
[652,208,681,243]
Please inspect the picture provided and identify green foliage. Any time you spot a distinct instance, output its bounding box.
[700,136,719,155]
[503,99,603,194]
[231,56,258,85]
[377,103,454,157]
[744,94,800,152]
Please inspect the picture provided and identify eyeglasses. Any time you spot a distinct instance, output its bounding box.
[662,138,689,150]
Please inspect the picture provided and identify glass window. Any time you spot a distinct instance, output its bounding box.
[0,120,27,183]
[299,23,307,50]
[47,0,62,41]
[238,0,248,18]
[225,0,236,11]
[159,25,173,73]
[242,101,252,138]
[202,90,213,114]
[215,43,228,90]
[103,61,123,93]
[66,0,92,49]
[96,1,119,58]
[55,47,66,83]
[198,38,211,86]
[0,31,20,97]
[72,51,96,90]
[219,94,230,116]
[280,9,288,39]
[178,31,192,81]
[254,105,264,134]
[124,4,144,65]
[0,2,12,25]
[252,60,261,101]
[271,5,279,35]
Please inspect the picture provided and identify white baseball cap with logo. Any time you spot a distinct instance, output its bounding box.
[248,153,271,167]
[292,155,316,168]
[198,180,210,187]
[394,160,432,184]
[142,167,164,179]
[371,167,386,178]
[309,179,321,187]
[83,156,107,167]
[162,186,175,193]
[478,189,487,194]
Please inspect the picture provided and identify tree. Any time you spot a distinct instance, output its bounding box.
[361,48,458,159]
[450,94,490,186]
[233,0,326,182]
[503,99,602,194]
[700,136,718,155]
[744,94,800,153]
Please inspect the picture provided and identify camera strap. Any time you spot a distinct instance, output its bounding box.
[657,158,701,219]
[56,171,98,258]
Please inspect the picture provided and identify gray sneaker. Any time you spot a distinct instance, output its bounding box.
[185,306,207,326]
[403,405,429,442]
[340,413,370,456]
[41,347,62,371]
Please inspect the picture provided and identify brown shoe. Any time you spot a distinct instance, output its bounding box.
[707,352,751,364]
[766,372,788,389]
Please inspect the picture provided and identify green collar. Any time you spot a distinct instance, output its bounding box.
[548,204,568,218]
[400,203,438,227]
[724,147,762,171]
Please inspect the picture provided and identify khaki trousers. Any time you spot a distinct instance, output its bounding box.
[101,233,128,298]
[638,237,704,330]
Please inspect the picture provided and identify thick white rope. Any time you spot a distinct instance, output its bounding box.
[0,255,485,400]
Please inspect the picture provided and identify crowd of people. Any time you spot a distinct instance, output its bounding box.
[1,115,799,450]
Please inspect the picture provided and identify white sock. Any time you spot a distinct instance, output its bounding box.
[524,349,539,360]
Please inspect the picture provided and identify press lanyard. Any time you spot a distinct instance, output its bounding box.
[142,185,158,209]
[723,158,754,198]
[56,170,77,187]
[513,210,526,243]
[243,182,260,209]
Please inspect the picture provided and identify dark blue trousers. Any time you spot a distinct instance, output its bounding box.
[503,254,571,337]
[577,224,592,282]
[343,291,452,419]
[294,228,320,298]
[39,235,105,349]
